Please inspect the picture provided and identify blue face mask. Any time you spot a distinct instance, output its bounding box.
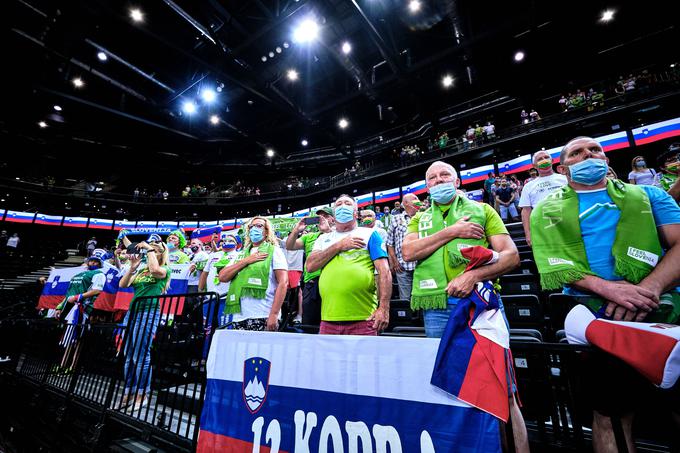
[568,158,608,185]
[167,242,176,250]
[87,264,100,271]
[249,227,264,243]
[429,182,457,204]
[635,160,646,168]
[334,205,355,224]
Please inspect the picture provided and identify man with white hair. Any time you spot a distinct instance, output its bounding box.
[306,194,392,335]
[519,150,568,245]
[402,161,528,452]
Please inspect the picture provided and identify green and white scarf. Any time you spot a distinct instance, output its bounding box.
[530,179,662,290]
[224,242,274,315]
[658,173,678,192]
[411,196,487,310]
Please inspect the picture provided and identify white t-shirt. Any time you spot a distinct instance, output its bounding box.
[279,240,304,271]
[205,250,238,296]
[188,250,210,285]
[518,173,568,208]
[231,246,288,322]
[628,169,656,186]
[6,237,19,248]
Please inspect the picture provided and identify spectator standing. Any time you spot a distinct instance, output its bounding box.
[559,95,567,111]
[628,156,657,185]
[306,195,391,335]
[133,188,139,202]
[285,207,335,325]
[386,194,419,300]
[483,121,496,141]
[279,236,304,323]
[530,136,680,452]
[381,206,392,230]
[218,217,288,331]
[529,109,540,122]
[465,126,476,146]
[391,201,403,215]
[359,209,388,243]
[524,168,538,185]
[495,178,519,222]
[401,161,527,451]
[0,230,9,249]
[520,110,529,124]
[187,238,210,293]
[6,233,20,250]
[519,151,568,245]
[86,237,97,256]
[166,230,190,264]
[483,172,496,206]
[655,143,680,203]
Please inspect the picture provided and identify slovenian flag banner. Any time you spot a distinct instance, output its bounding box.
[179,221,198,231]
[88,218,113,230]
[136,220,157,228]
[38,264,191,314]
[276,213,293,218]
[0,209,4,221]
[200,221,219,228]
[4,210,35,224]
[35,213,63,226]
[197,331,501,452]
[192,226,223,243]
[402,179,428,196]
[497,155,532,175]
[354,193,373,208]
[596,131,630,152]
[293,209,309,218]
[466,189,484,202]
[114,220,137,231]
[63,216,88,228]
[235,218,249,228]
[158,220,179,228]
[375,187,401,204]
[220,220,236,230]
[633,116,680,146]
[460,164,495,185]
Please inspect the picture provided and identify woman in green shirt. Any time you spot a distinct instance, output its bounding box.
[119,241,170,411]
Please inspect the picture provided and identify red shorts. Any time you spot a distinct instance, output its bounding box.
[319,320,377,336]
[288,270,302,289]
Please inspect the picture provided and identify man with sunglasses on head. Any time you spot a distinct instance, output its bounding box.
[519,150,568,246]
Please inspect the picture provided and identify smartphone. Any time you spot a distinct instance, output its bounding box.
[303,217,320,225]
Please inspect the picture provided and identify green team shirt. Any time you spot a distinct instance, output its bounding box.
[56,269,105,313]
[131,265,171,312]
[169,250,190,264]
[300,232,321,282]
[407,201,508,281]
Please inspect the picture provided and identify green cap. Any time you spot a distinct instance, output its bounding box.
[316,206,334,216]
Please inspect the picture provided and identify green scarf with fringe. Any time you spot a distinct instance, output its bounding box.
[411,196,486,310]
[224,242,274,315]
[530,179,661,291]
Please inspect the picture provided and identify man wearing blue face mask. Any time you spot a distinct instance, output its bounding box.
[306,195,392,335]
[531,136,680,452]
[402,161,528,452]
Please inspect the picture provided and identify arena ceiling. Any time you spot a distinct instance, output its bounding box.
[2,0,677,181]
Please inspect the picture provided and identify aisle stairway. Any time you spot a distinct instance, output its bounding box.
[0,249,82,291]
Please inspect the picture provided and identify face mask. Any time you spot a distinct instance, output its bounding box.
[429,182,456,204]
[190,245,200,253]
[168,242,176,250]
[360,218,373,226]
[635,160,646,168]
[568,158,608,185]
[334,206,355,223]
[537,159,552,169]
[88,264,100,271]
[249,227,264,243]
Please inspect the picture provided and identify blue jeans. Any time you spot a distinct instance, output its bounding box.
[424,296,508,338]
[123,307,161,395]
[395,270,414,301]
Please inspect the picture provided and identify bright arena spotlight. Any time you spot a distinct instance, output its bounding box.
[292,18,319,44]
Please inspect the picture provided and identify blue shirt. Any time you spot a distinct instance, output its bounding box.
[565,185,680,293]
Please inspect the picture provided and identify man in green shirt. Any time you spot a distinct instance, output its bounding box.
[402,161,528,452]
[285,207,335,325]
[656,143,680,203]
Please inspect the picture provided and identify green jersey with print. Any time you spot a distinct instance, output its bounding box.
[170,250,190,264]
[56,268,103,313]
[319,249,377,321]
[131,265,171,311]
[300,232,321,282]
[407,202,507,281]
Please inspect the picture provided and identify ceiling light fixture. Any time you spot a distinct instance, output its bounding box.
[293,18,320,43]
[72,77,84,88]
[182,101,197,114]
[130,8,144,22]
[201,88,217,103]
[53,105,62,111]
[97,51,108,61]
[338,118,349,129]
[408,0,422,13]
[514,51,525,62]
[341,41,352,55]
[287,69,299,81]
[38,121,47,128]
[261,56,267,62]
[209,115,220,125]
[301,139,308,146]
[266,148,275,157]
[442,74,454,88]
[276,47,282,53]
[600,9,615,22]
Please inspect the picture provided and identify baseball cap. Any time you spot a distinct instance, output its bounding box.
[316,206,334,216]
[147,233,162,243]
[89,248,107,263]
